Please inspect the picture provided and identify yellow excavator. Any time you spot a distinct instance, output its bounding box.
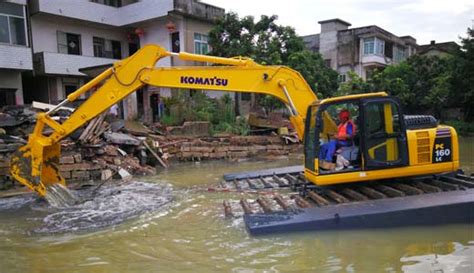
[10,44,460,198]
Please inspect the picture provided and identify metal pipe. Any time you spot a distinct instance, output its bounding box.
[281,85,298,116]
[46,99,70,115]
[178,52,253,66]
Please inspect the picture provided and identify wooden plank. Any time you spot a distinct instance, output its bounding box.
[240,199,253,214]
[340,188,369,201]
[223,200,234,218]
[413,181,442,193]
[258,176,274,188]
[272,175,288,187]
[430,179,461,191]
[291,195,311,208]
[374,185,406,197]
[307,191,331,206]
[359,186,387,199]
[391,182,424,195]
[256,197,273,213]
[246,178,259,190]
[274,194,291,210]
[325,190,350,203]
[143,141,168,168]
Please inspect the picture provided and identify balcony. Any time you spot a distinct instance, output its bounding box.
[361,54,393,68]
[0,44,32,70]
[34,52,117,76]
[29,0,173,26]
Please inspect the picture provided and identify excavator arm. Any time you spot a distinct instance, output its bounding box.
[10,44,317,197]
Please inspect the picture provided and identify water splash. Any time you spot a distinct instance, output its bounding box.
[44,183,78,208]
[34,181,174,233]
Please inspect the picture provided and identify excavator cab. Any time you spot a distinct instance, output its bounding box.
[304,94,411,185]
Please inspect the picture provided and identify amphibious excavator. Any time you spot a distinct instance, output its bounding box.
[10,45,473,234]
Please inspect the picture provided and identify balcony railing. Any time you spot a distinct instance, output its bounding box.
[361,54,393,67]
[0,44,32,70]
[34,52,116,76]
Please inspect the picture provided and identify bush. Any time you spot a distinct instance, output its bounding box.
[444,120,474,135]
[161,91,250,135]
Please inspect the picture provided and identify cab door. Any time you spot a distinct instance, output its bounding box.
[361,97,408,170]
[304,105,318,172]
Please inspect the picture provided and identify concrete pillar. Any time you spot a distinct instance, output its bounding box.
[123,92,138,120]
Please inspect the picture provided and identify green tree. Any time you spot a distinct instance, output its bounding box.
[369,55,454,117]
[287,51,338,98]
[338,71,374,97]
[452,28,474,121]
[209,13,304,65]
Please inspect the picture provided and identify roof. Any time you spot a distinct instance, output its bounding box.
[302,34,320,51]
[318,18,351,26]
[419,41,459,54]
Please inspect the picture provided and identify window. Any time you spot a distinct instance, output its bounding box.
[64,85,78,97]
[376,39,385,55]
[338,74,346,82]
[0,2,27,46]
[364,101,402,163]
[324,59,331,67]
[0,88,16,107]
[111,41,121,59]
[364,37,385,56]
[93,37,105,57]
[363,38,375,55]
[194,33,209,55]
[171,32,180,53]
[93,37,122,59]
[394,46,406,63]
[57,31,81,55]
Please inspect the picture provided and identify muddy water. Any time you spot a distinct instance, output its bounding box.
[0,138,473,273]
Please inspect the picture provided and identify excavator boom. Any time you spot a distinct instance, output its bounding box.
[10,45,317,197]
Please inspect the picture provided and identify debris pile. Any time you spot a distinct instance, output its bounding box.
[152,135,301,162]
[0,104,301,191]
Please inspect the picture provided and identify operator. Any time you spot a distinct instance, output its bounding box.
[319,109,355,169]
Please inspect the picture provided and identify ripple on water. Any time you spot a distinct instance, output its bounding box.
[17,181,175,234]
[35,181,174,234]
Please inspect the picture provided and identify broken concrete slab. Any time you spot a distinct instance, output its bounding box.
[0,113,25,127]
[104,132,142,146]
[110,120,125,132]
[168,121,210,137]
[124,120,152,136]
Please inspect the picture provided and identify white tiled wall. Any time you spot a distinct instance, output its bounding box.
[30,16,129,58]
[41,52,116,76]
[0,44,32,70]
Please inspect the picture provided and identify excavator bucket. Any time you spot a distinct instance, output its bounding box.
[10,141,65,197]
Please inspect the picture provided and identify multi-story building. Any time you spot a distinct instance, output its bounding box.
[8,0,224,121]
[302,19,418,80]
[0,0,32,107]
[418,40,459,57]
